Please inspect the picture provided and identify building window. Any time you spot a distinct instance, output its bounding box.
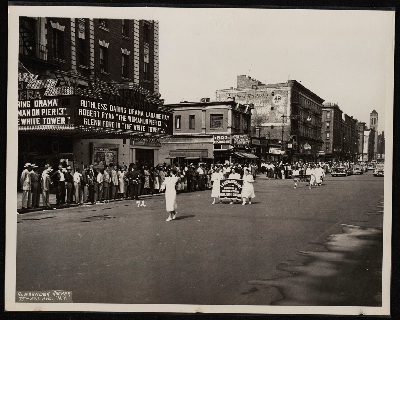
[234,113,240,128]
[99,19,107,29]
[326,133,330,139]
[189,115,195,130]
[19,17,37,57]
[175,115,181,130]
[52,28,65,60]
[144,62,150,81]
[121,19,129,36]
[143,23,151,43]
[210,114,223,129]
[78,38,86,66]
[326,144,330,151]
[326,122,330,129]
[99,45,108,72]
[326,111,331,119]
[122,54,129,78]
[144,46,150,80]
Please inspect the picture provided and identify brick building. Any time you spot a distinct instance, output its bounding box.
[18,16,171,174]
[321,103,358,162]
[216,75,324,162]
[160,100,253,165]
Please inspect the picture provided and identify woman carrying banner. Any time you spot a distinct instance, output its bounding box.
[211,167,224,204]
[241,168,255,205]
[160,169,180,222]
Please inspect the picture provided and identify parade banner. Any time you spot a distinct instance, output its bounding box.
[220,179,243,201]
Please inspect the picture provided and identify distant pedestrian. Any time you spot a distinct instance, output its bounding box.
[30,164,41,208]
[20,163,32,209]
[160,169,180,221]
[241,168,255,205]
[211,167,224,204]
[41,165,52,209]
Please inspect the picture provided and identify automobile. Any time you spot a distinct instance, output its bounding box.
[352,166,363,175]
[367,164,375,170]
[331,167,348,177]
[373,166,384,177]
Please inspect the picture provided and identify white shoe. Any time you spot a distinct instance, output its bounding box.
[172,212,177,220]
[242,201,246,205]
[249,201,251,205]
[230,201,233,204]
[166,217,172,222]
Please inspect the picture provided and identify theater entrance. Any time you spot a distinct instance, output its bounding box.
[135,148,154,167]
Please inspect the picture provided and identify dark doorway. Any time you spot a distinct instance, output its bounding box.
[136,148,154,167]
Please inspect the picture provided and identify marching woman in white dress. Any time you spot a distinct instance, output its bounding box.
[211,167,224,204]
[160,169,180,221]
[241,168,255,205]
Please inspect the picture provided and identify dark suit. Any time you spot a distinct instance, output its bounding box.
[52,170,66,205]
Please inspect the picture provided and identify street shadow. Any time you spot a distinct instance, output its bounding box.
[175,214,195,221]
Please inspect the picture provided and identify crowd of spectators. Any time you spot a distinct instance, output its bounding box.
[19,161,259,210]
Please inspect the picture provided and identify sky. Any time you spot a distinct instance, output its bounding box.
[11,6,395,131]
[154,8,394,132]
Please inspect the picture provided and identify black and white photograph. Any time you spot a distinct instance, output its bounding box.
[6,5,394,314]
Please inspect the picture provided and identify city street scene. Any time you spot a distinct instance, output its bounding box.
[7,7,393,313]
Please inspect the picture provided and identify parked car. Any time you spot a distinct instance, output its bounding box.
[352,166,363,175]
[373,167,384,177]
[331,167,348,177]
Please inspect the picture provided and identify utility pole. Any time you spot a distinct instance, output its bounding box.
[280,114,286,163]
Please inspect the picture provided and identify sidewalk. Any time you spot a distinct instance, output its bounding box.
[16,191,165,214]
[16,188,213,214]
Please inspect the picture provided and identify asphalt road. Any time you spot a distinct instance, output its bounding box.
[16,172,384,306]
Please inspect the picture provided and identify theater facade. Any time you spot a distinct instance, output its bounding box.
[18,17,172,174]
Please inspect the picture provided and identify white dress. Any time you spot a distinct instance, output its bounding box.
[241,174,255,198]
[161,176,179,212]
[211,172,224,198]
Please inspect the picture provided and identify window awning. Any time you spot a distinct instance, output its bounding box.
[233,151,258,159]
[169,149,208,158]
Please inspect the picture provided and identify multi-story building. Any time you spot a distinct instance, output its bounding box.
[370,110,379,159]
[321,103,359,162]
[356,121,375,162]
[216,75,324,162]
[160,99,253,165]
[376,131,385,161]
[18,16,171,173]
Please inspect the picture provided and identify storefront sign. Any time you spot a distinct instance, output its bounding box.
[233,135,250,148]
[219,179,243,201]
[269,148,284,155]
[213,134,231,144]
[131,137,161,147]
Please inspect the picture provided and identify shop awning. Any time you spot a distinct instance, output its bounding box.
[233,151,258,159]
